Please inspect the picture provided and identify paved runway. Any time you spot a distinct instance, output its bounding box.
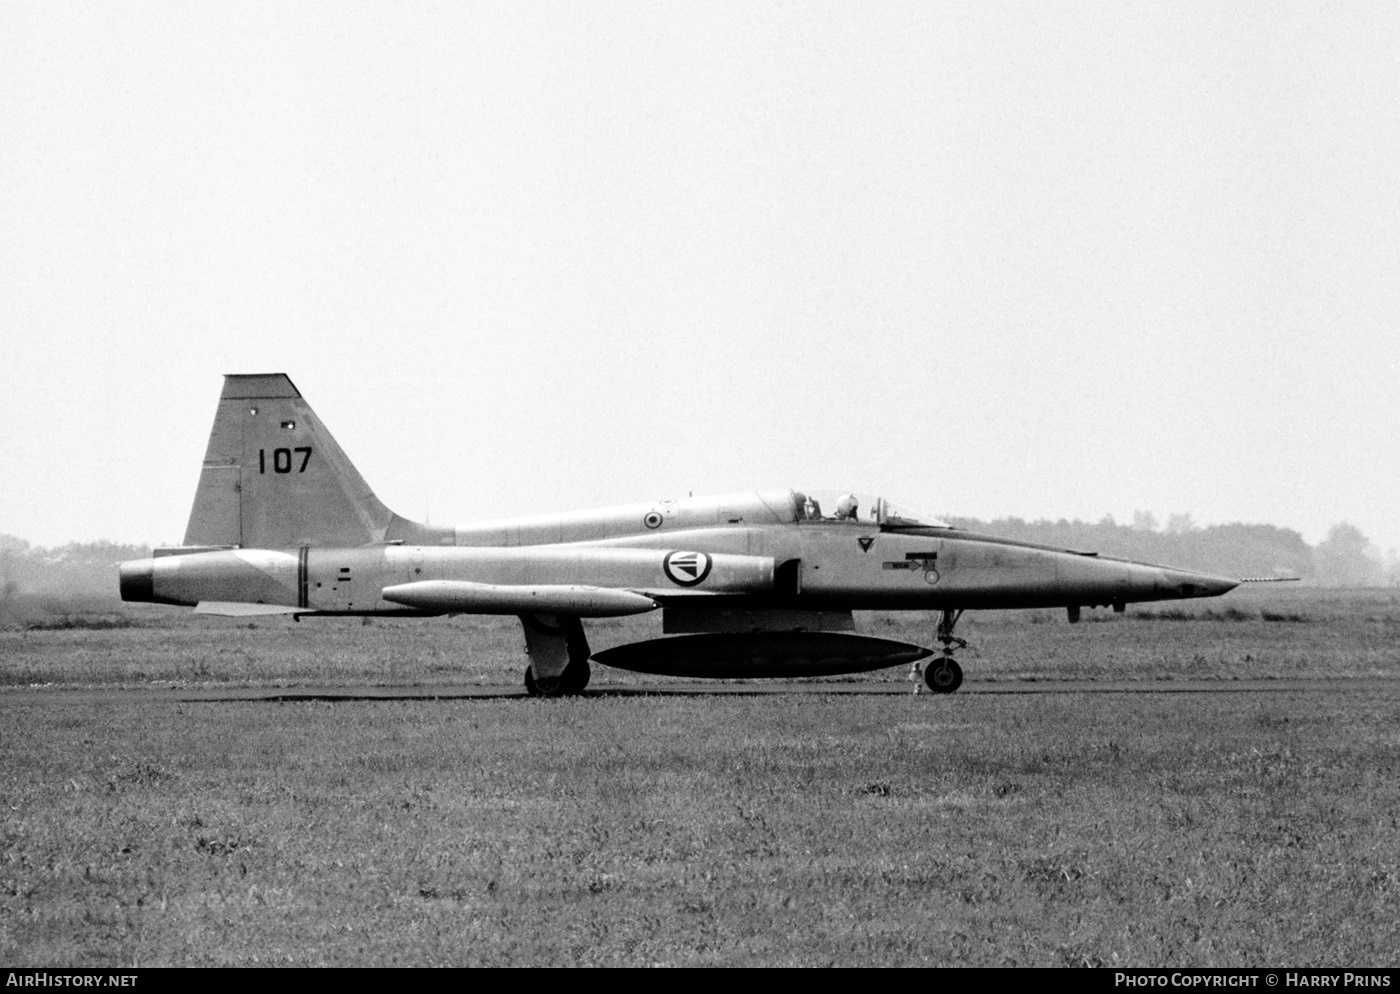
[3,676,1397,705]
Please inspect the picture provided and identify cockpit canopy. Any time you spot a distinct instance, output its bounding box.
[790,490,949,529]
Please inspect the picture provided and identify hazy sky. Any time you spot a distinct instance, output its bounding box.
[3,2,1397,553]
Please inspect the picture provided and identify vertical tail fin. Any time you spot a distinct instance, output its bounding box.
[183,374,447,548]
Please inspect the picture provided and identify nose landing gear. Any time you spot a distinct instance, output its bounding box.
[912,609,966,694]
[923,656,963,694]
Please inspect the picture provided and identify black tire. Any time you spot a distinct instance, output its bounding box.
[524,663,587,697]
[923,658,963,694]
[560,659,591,695]
[524,666,561,697]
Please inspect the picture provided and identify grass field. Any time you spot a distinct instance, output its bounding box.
[2,585,1397,690]
[2,586,1398,966]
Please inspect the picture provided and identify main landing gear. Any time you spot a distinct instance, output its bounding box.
[524,659,591,697]
[912,609,966,694]
[520,614,592,698]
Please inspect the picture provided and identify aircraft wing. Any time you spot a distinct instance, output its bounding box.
[194,601,307,617]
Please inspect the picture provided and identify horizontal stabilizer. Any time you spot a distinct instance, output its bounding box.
[194,601,306,616]
[381,580,659,617]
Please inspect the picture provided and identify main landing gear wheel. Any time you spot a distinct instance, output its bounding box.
[924,658,963,694]
[560,659,591,695]
[524,660,591,697]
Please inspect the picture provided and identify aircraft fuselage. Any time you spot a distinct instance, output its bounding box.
[121,515,1236,616]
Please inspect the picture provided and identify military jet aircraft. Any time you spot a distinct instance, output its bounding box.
[119,374,1241,694]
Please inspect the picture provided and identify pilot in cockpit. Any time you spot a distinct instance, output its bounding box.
[834,494,859,521]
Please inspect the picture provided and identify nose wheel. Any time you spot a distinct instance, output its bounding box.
[923,657,963,694]
[912,609,968,694]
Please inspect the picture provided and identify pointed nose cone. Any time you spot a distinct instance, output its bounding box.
[1159,568,1240,600]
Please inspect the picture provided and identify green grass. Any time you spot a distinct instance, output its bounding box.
[3,585,1398,690]
[1,586,1398,966]
[2,693,1398,966]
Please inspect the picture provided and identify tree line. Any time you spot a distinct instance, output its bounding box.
[1,535,153,599]
[941,516,1397,587]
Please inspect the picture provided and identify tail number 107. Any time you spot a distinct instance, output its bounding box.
[259,447,312,474]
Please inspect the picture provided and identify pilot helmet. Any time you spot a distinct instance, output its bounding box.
[835,494,859,519]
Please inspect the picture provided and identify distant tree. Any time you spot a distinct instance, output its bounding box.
[1385,550,1400,588]
[0,535,24,600]
[1166,513,1197,535]
[1197,523,1313,580]
[1313,522,1384,587]
[0,533,32,555]
[1131,510,1159,532]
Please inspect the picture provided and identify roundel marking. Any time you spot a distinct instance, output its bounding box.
[663,550,713,587]
[643,510,664,529]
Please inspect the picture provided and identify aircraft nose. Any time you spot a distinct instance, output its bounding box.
[1159,569,1240,599]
